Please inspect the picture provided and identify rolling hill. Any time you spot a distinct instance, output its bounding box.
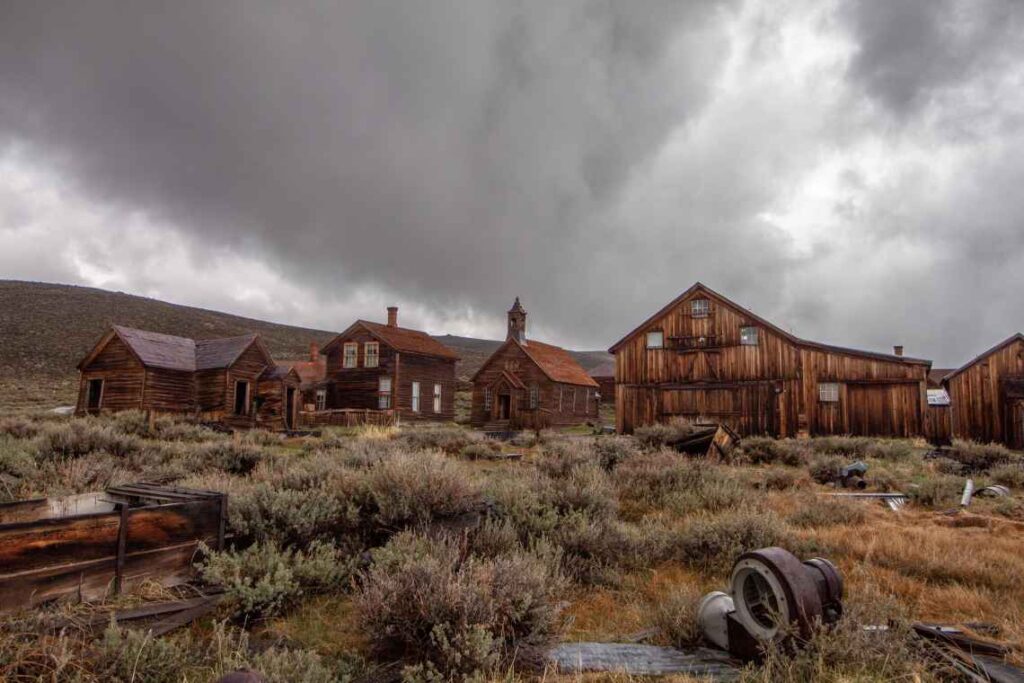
[0,281,611,410]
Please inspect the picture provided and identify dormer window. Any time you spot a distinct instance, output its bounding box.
[740,326,759,346]
[691,299,710,318]
[646,331,664,349]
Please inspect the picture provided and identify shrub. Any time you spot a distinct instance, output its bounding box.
[615,452,747,514]
[948,440,1018,472]
[551,513,659,585]
[864,439,915,461]
[96,620,196,683]
[34,420,140,460]
[911,476,964,508]
[654,583,706,648]
[761,468,799,491]
[0,416,43,440]
[807,436,871,458]
[679,509,784,572]
[633,419,702,449]
[200,540,351,619]
[398,425,477,454]
[809,455,844,485]
[990,462,1024,488]
[229,483,359,548]
[546,465,617,520]
[185,441,265,475]
[933,457,965,475]
[787,496,867,528]
[365,451,483,530]
[592,436,640,471]
[357,533,565,682]
[535,440,596,479]
[742,437,808,467]
[459,442,498,460]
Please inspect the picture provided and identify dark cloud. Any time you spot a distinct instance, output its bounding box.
[0,1,1022,367]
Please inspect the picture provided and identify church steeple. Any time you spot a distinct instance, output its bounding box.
[507,297,527,344]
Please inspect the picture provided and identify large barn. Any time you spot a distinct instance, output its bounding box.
[319,307,459,422]
[76,325,301,430]
[470,298,599,430]
[609,283,932,437]
[943,333,1024,449]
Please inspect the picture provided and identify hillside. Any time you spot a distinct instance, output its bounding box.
[0,281,611,409]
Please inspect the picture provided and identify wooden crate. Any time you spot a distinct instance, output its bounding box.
[0,483,226,613]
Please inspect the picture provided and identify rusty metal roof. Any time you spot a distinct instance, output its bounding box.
[517,339,600,387]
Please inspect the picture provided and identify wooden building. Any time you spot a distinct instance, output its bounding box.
[76,325,301,430]
[588,361,616,406]
[470,298,599,429]
[943,333,1024,448]
[609,283,931,437]
[320,307,459,422]
[278,343,328,411]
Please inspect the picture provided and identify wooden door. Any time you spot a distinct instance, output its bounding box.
[846,384,919,437]
[286,388,296,430]
[498,394,511,420]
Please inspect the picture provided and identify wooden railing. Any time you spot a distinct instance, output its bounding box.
[297,409,397,428]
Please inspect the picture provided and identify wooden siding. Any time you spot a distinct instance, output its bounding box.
[947,337,1024,447]
[256,379,300,431]
[76,336,145,414]
[613,286,929,438]
[471,341,598,428]
[323,327,456,422]
[142,368,195,414]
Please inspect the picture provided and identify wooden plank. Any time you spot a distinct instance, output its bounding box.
[114,504,129,594]
[146,596,222,637]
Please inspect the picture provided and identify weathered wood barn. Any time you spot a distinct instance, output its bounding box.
[609,283,931,437]
[943,333,1024,449]
[471,298,599,429]
[320,307,459,422]
[76,326,301,430]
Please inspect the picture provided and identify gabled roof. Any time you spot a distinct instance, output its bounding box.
[278,357,327,388]
[473,337,598,387]
[608,282,930,366]
[78,325,268,372]
[260,365,301,383]
[943,333,1024,383]
[322,320,459,360]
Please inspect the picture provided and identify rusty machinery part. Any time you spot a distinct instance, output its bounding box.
[698,547,844,659]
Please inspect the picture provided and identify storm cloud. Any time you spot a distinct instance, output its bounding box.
[1,0,1022,365]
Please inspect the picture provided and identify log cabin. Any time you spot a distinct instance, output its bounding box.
[470,298,599,429]
[943,333,1024,448]
[609,283,931,437]
[75,325,301,430]
[319,307,459,422]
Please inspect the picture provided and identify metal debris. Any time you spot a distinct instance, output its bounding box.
[826,492,909,511]
[839,461,868,489]
[546,643,739,679]
[961,479,976,507]
[978,485,1011,498]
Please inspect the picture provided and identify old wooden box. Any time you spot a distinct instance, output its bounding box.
[0,483,226,613]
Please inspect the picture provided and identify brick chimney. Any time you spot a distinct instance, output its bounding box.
[387,306,398,328]
[309,342,319,362]
[893,345,904,357]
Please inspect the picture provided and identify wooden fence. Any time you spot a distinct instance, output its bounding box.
[297,408,397,428]
[0,483,226,613]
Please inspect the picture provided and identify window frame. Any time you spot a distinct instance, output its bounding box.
[818,382,840,403]
[691,298,710,318]
[646,330,665,349]
[529,384,539,409]
[315,388,327,411]
[378,376,392,409]
[433,383,442,413]
[484,387,492,410]
[342,342,358,369]
[233,380,250,416]
[364,341,379,368]
[740,326,759,346]
[411,381,421,412]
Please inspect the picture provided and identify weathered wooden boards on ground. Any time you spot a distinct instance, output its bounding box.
[546,643,739,680]
[0,483,226,613]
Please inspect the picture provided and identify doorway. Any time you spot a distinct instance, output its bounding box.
[87,378,103,412]
[286,387,296,430]
[497,393,511,420]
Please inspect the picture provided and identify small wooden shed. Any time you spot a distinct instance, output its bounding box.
[944,333,1024,449]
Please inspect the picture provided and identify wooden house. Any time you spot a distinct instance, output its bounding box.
[320,307,459,422]
[943,334,1024,448]
[76,325,301,430]
[278,343,328,411]
[470,298,599,429]
[588,361,617,406]
[608,283,931,437]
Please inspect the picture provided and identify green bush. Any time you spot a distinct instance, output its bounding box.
[357,532,565,682]
[787,496,867,528]
[229,483,359,547]
[365,451,483,530]
[864,439,915,461]
[34,420,141,460]
[592,436,640,471]
[185,441,265,475]
[742,437,809,466]
[807,436,871,458]
[948,440,1018,473]
[615,452,747,514]
[200,540,351,619]
[911,476,964,508]
[679,509,784,572]
[990,463,1024,488]
[809,455,844,485]
[397,425,477,454]
[761,468,799,491]
[459,442,498,460]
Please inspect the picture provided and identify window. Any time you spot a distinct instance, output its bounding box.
[378,376,392,409]
[818,382,840,403]
[646,331,664,349]
[343,342,358,368]
[740,326,759,346]
[529,384,539,409]
[484,387,492,410]
[691,299,710,318]
[411,381,421,412]
[433,383,442,413]
[315,388,327,411]
[233,380,250,415]
[86,378,104,411]
[364,342,379,368]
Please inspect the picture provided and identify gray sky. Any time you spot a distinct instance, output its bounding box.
[1,0,1022,365]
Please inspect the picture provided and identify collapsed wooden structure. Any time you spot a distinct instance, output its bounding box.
[0,483,226,613]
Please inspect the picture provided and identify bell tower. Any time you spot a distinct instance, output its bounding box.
[507,297,527,344]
